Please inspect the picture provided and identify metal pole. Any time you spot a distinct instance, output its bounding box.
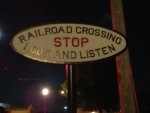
[44,96,46,113]
[110,0,139,113]
[67,64,76,113]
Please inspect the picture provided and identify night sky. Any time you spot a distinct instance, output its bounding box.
[0,0,150,113]
[123,1,150,112]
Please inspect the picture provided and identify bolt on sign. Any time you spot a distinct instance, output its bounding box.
[11,23,126,64]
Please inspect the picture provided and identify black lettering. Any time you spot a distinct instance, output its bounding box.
[37,29,45,36]
[115,37,122,44]
[66,26,72,33]
[106,32,110,39]
[18,35,27,44]
[28,32,35,39]
[34,30,39,37]
[45,27,51,35]
[89,50,95,57]
[108,44,116,52]
[88,28,94,35]
[70,51,76,59]
[95,48,101,56]
[62,51,69,59]
[58,26,65,33]
[51,27,58,34]
[102,47,109,55]
[76,27,82,34]
[101,30,107,38]
[95,29,100,36]
[109,33,116,42]
[82,27,88,34]
[80,51,86,59]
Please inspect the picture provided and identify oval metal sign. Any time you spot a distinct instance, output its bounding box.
[11,23,126,64]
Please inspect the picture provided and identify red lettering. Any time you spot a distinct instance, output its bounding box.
[54,37,61,47]
[81,37,88,47]
[54,37,89,47]
[63,37,70,47]
[72,37,79,47]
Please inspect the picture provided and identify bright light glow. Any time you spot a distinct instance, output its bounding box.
[42,88,49,96]
[64,106,67,110]
[91,112,95,113]
[0,103,10,107]
[60,90,65,95]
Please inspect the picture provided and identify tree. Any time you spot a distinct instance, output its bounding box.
[60,59,120,113]
[75,59,120,113]
[0,106,10,113]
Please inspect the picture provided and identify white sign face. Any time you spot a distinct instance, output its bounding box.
[11,23,126,64]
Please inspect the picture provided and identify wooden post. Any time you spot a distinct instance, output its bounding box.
[110,0,139,113]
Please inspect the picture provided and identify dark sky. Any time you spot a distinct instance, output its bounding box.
[0,0,150,112]
[124,2,150,87]
[123,1,150,112]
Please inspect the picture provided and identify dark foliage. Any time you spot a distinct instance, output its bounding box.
[75,59,120,112]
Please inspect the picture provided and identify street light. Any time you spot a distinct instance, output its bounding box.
[42,88,49,96]
[42,88,49,113]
